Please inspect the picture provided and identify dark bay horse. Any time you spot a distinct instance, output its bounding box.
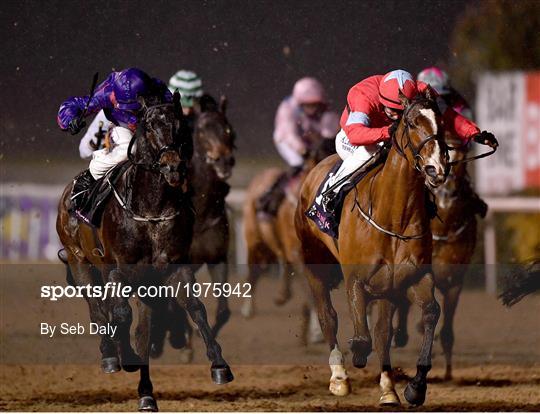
[394,135,483,381]
[295,90,448,406]
[241,139,335,343]
[149,96,236,359]
[57,94,233,412]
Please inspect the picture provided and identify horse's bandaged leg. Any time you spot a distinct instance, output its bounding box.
[89,127,133,179]
[329,345,350,396]
[308,307,324,344]
[379,370,400,406]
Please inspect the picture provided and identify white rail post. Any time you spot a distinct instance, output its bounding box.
[484,211,497,295]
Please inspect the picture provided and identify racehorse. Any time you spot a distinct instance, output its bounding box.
[56,93,233,412]
[149,96,236,359]
[394,135,482,380]
[241,138,335,343]
[295,89,448,406]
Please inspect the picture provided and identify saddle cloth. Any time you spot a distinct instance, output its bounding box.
[71,161,131,227]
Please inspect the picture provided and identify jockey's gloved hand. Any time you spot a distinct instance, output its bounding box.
[68,118,86,135]
[473,131,498,148]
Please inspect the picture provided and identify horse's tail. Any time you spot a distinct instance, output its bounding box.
[499,259,540,307]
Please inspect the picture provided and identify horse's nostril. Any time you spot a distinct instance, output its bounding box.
[424,165,437,178]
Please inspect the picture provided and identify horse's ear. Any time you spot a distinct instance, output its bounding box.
[424,85,434,101]
[219,95,228,115]
[398,89,409,108]
[173,90,182,119]
[137,96,147,112]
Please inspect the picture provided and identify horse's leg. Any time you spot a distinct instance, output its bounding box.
[135,299,158,412]
[404,273,440,406]
[149,298,168,359]
[70,262,120,373]
[440,284,462,381]
[345,275,372,368]
[305,267,349,396]
[274,262,293,306]
[241,249,264,319]
[374,300,400,406]
[169,265,233,384]
[108,268,141,372]
[208,262,231,338]
[394,299,410,348]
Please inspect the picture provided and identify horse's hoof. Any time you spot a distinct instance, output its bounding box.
[379,390,401,406]
[349,337,371,368]
[138,395,158,412]
[351,353,368,368]
[329,377,350,396]
[211,365,234,384]
[122,364,141,373]
[101,357,121,374]
[150,342,164,359]
[169,330,188,349]
[178,347,194,364]
[404,381,427,406]
[122,352,142,372]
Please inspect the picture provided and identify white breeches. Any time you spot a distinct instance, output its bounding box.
[326,129,382,192]
[79,110,113,159]
[89,126,134,179]
[275,139,304,167]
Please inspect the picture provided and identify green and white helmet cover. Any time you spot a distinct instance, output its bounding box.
[168,70,203,108]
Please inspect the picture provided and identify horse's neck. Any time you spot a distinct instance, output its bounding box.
[371,147,427,229]
[128,167,177,214]
[190,145,223,214]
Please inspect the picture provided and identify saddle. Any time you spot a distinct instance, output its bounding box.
[306,149,388,239]
[71,161,131,227]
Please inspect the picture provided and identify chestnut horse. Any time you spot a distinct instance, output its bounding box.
[149,96,236,360]
[394,135,482,381]
[241,138,335,343]
[57,94,233,411]
[295,90,448,406]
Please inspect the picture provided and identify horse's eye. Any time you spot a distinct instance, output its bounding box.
[225,127,231,135]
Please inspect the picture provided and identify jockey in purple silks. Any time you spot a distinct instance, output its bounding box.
[57,67,172,222]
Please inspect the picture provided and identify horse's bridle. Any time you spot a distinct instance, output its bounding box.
[126,103,186,173]
[392,102,449,173]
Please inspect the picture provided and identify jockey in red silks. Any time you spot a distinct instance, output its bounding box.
[417,66,473,119]
[57,67,172,223]
[257,77,340,216]
[319,69,498,211]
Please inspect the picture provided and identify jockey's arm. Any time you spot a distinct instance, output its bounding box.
[342,94,390,146]
[57,73,115,131]
[417,81,479,143]
[274,100,307,154]
[442,107,479,142]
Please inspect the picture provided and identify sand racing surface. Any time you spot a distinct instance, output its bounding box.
[1,265,539,411]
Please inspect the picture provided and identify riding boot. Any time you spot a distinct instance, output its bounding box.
[256,166,302,216]
[70,169,96,224]
[320,145,389,214]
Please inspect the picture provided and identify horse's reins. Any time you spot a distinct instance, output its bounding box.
[446,140,497,166]
[351,101,445,241]
[113,102,187,222]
